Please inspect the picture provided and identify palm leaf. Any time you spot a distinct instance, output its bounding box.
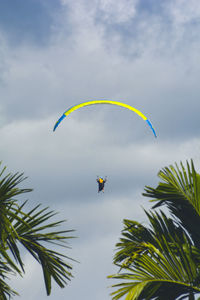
[110,237,200,299]
[143,160,200,247]
[109,211,200,299]
[15,205,76,295]
[0,162,76,297]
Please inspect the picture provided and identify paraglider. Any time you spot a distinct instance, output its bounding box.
[53,100,157,194]
[96,176,107,193]
[53,100,157,137]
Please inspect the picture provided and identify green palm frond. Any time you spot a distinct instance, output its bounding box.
[113,219,154,267]
[0,259,19,299]
[143,160,200,211]
[0,165,32,274]
[0,162,76,298]
[114,210,191,267]
[0,278,18,300]
[14,204,75,295]
[110,236,200,300]
[0,162,32,205]
[8,202,76,296]
[109,160,200,299]
[143,160,200,247]
[109,210,200,299]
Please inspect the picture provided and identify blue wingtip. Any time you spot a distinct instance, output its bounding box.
[53,114,66,131]
[146,119,157,138]
[53,123,58,131]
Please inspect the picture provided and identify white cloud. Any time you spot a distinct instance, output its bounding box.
[168,0,200,24]
[99,0,138,23]
[60,0,138,24]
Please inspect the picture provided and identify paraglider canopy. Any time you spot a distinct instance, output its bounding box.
[53,100,157,137]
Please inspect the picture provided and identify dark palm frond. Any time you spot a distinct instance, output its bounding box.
[0,166,32,274]
[0,162,76,297]
[143,160,200,247]
[0,259,19,299]
[0,165,32,241]
[109,160,200,299]
[0,277,18,300]
[110,233,200,300]
[0,164,32,204]
[13,204,75,248]
[109,209,200,299]
[12,204,75,295]
[20,240,73,295]
[113,219,154,267]
[113,210,191,268]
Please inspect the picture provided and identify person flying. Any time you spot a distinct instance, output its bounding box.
[96,176,107,193]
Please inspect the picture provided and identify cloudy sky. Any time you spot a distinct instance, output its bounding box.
[1,0,200,299]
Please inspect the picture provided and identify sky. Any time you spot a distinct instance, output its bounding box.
[1,0,200,299]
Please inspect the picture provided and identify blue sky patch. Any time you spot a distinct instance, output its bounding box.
[0,0,62,45]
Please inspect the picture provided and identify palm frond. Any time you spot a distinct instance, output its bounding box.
[143,160,200,247]
[0,259,19,299]
[110,211,200,299]
[110,238,200,300]
[0,162,76,297]
[14,203,75,295]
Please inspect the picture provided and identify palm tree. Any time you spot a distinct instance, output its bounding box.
[0,162,75,299]
[109,160,200,300]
